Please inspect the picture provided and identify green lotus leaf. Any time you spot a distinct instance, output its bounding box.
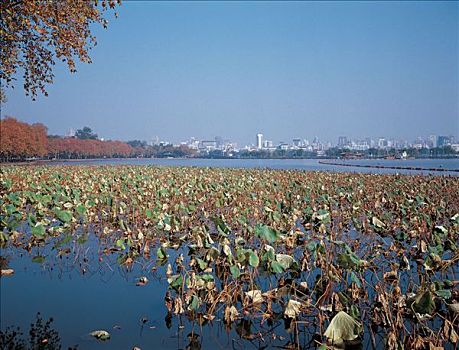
[55,209,72,223]
[188,295,201,311]
[248,250,259,268]
[434,289,451,300]
[76,204,86,216]
[157,246,168,260]
[255,224,280,243]
[116,238,126,250]
[230,265,241,279]
[167,274,183,290]
[31,223,45,237]
[196,258,207,271]
[270,261,285,273]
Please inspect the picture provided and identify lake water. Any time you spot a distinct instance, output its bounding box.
[1,158,458,349]
[2,233,330,350]
[51,157,459,176]
[0,229,401,350]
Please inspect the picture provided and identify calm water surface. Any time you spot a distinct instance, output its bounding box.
[51,158,459,176]
[1,237,249,350]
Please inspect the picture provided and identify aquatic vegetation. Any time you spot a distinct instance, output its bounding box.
[0,313,64,350]
[90,330,111,341]
[1,165,458,348]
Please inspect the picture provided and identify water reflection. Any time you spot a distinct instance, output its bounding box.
[2,222,458,349]
[0,313,78,350]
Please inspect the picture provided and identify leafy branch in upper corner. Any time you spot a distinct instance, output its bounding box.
[0,0,121,99]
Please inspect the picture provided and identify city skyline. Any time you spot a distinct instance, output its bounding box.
[57,124,457,150]
[5,116,459,148]
[85,128,456,152]
[1,1,458,144]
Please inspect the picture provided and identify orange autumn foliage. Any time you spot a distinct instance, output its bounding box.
[47,138,133,158]
[1,0,121,98]
[0,117,48,159]
[0,117,133,161]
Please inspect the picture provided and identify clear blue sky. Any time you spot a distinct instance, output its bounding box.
[2,1,458,145]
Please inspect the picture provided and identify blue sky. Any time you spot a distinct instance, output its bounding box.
[2,1,458,145]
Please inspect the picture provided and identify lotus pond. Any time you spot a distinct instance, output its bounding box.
[1,165,458,349]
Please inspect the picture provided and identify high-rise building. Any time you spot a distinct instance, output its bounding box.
[263,140,273,148]
[437,136,452,147]
[338,136,348,147]
[378,137,387,148]
[215,136,223,149]
[256,133,263,149]
[428,135,437,148]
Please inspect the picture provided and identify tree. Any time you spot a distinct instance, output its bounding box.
[0,117,47,161]
[0,0,120,99]
[75,126,98,140]
[0,117,133,161]
[127,140,148,148]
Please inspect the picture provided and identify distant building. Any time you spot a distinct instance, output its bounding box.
[437,136,452,147]
[263,140,273,148]
[292,138,302,147]
[338,136,349,147]
[428,135,437,149]
[66,128,76,137]
[256,133,263,149]
[199,140,217,151]
[278,142,289,150]
[215,136,224,149]
[186,137,200,149]
[349,140,370,151]
[377,137,387,149]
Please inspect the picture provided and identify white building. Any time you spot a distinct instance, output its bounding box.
[256,133,263,149]
[263,140,273,148]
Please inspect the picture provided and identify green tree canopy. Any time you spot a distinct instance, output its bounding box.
[75,126,98,140]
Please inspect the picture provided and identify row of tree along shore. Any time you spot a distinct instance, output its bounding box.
[0,117,196,162]
[1,117,458,162]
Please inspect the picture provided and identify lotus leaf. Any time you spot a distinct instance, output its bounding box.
[90,330,110,341]
[410,290,436,315]
[324,311,361,344]
[245,290,263,305]
[284,299,303,319]
[255,224,280,243]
